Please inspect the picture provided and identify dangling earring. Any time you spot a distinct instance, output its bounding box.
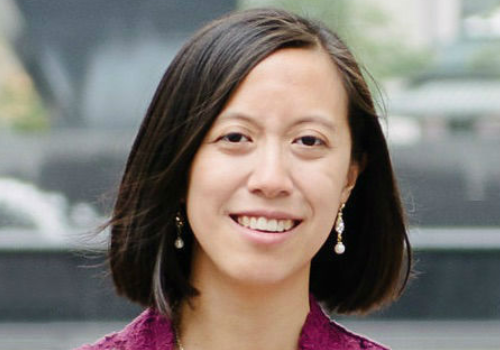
[334,203,346,255]
[174,212,185,249]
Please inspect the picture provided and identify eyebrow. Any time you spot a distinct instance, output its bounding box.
[217,112,337,132]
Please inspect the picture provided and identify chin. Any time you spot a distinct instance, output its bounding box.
[192,243,310,291]
[221,258,307,289]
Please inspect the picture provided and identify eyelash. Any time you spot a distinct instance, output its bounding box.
[294,135,326,147]
[218,132,251,143]
[216,132,326,148]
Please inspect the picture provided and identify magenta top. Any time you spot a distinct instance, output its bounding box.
[75,296,388,350]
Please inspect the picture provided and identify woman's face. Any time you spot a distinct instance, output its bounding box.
[186,47,359,288]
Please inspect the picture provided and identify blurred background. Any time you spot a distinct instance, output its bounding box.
[0,0,499,349]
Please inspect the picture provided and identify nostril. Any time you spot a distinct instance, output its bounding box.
[248,185,293,199]
[246,165,294,198]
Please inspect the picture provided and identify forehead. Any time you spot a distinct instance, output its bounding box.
[219,47,348,124]
[247,47,341,84]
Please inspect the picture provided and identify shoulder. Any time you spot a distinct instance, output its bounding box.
[326,319,390,350]
[300,296,389,350]
[73,308,176,350]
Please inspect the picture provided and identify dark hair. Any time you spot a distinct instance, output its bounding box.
[108,8,411,315]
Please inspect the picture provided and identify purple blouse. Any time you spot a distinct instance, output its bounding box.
[75,296,388,350]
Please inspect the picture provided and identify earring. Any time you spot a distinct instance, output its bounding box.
[174,212,185,249]
[334,204,346,255]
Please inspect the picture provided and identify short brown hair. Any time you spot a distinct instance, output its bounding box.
[107,8,411,315]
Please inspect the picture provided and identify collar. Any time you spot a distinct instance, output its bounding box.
[118,294,385,350]
[299,294,389,350]
[298,294,342,350]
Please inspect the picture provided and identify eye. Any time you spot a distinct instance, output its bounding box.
[294,135,325,147]
[219,132,251,143]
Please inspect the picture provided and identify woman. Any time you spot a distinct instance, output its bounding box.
[77,8,411,350]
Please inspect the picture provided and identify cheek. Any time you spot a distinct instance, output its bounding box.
[186,150,241,229]
[295,156,350,232]
[186,151,213,235]
[297,159,349,203]
[313,188,339,237]
[187,149,225,199]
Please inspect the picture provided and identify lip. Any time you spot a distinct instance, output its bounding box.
[228,210,302,246]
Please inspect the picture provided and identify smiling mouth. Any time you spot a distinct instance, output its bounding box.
[230,215,301,233]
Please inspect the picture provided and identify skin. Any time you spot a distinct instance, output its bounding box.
[181,47,359,350]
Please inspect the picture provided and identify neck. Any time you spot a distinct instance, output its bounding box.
[177,257,310,350]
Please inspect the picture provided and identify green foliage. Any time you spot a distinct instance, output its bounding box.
[239,0,432,80]
[0,36,50,133]
[468,44,500,73]
[0,78,49,133]
[10,98,49,132]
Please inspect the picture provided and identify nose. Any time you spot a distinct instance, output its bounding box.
[247,143,293,198]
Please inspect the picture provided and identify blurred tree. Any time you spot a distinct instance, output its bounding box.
[239,0,432,81]
[468,44,500,73]
[0,37,48,132]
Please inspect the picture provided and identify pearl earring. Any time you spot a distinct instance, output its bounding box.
[174,212,185,249]
[334,204,346,255]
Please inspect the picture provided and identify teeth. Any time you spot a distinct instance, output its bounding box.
[277,220,285,231]
[257,217,267,230]
[237,216,295,232]
[242,216,250,226]
[267,219,277,232]
[250,217,257,228]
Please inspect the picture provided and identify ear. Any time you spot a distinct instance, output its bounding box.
[340,158,363,204]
